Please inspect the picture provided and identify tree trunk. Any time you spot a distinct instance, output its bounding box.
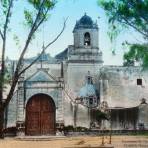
[0,107,4,139]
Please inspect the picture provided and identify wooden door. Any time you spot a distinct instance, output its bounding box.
[26,94,55,135]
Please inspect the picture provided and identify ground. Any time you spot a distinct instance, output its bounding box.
[0,136,148,148]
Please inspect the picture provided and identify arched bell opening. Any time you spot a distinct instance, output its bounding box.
[84,32,91,46]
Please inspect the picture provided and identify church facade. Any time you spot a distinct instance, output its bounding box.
[6,14,148,136]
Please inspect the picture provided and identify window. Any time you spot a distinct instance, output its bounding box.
[84,32,91,46]
[137,79,142,85]
[89,97,93,105]
[87,76,93,84]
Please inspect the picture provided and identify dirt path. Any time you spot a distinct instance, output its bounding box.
[0,136,148,148]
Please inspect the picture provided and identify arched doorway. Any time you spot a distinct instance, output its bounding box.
[25,94,55,135]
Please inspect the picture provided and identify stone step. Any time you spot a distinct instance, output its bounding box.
[15,135,66,141]
[64,144,114,148]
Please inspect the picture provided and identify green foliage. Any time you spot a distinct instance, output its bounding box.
[13,34,20,47]
[24,10,34,27]
[63,125,88,132]
[4,68,11,83]
[0,0,13,32]
[0,0,60,138]
[23,0,56,28]
[0,66,11,91]
[63,125,74,131]
[124,44,148,68]
[76,126,88,132]
[1,0,9,14]
[0,0,57,96]
[98,0,148,68]
[28,0,55,10]
[95,110,108,121]
[99,0,148,37]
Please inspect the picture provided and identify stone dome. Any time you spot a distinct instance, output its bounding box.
[73,13,98,31]
[79,13,93,26]
[79,83,96,98]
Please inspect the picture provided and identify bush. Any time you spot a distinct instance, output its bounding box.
[63,125,74,132]
[76,126,88,132]
[63,125,88,132]
[3,127,17,136]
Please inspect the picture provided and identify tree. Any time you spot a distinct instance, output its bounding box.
[98,0,148,68]
[0,0,66,138]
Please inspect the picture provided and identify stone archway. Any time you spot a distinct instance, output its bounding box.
[25,94,55,135]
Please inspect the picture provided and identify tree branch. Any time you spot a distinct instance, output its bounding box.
[15,0,47,71]
[102,1,148,39]
[0,30,4,40]
[0,0,14,105]
[45,18,68,49]
[4,0,58,108]
[3,0,47,108]
[18,18,67,77]
[122,17,148,38]
[3,0,13,38]
[128,0,148,24]
[31,4,51,34]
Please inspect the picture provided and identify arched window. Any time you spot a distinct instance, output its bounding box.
[84,32,91,46]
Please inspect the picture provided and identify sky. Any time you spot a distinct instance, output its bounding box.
[1,0,144,65]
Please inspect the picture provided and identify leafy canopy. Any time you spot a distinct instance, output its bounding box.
[24,0,56,27]
[98,0,148,68]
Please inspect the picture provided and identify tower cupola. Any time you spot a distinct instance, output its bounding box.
[73,13,99,49]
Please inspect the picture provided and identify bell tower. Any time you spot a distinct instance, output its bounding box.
[68,13,103,63]
[65,14,103,127]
